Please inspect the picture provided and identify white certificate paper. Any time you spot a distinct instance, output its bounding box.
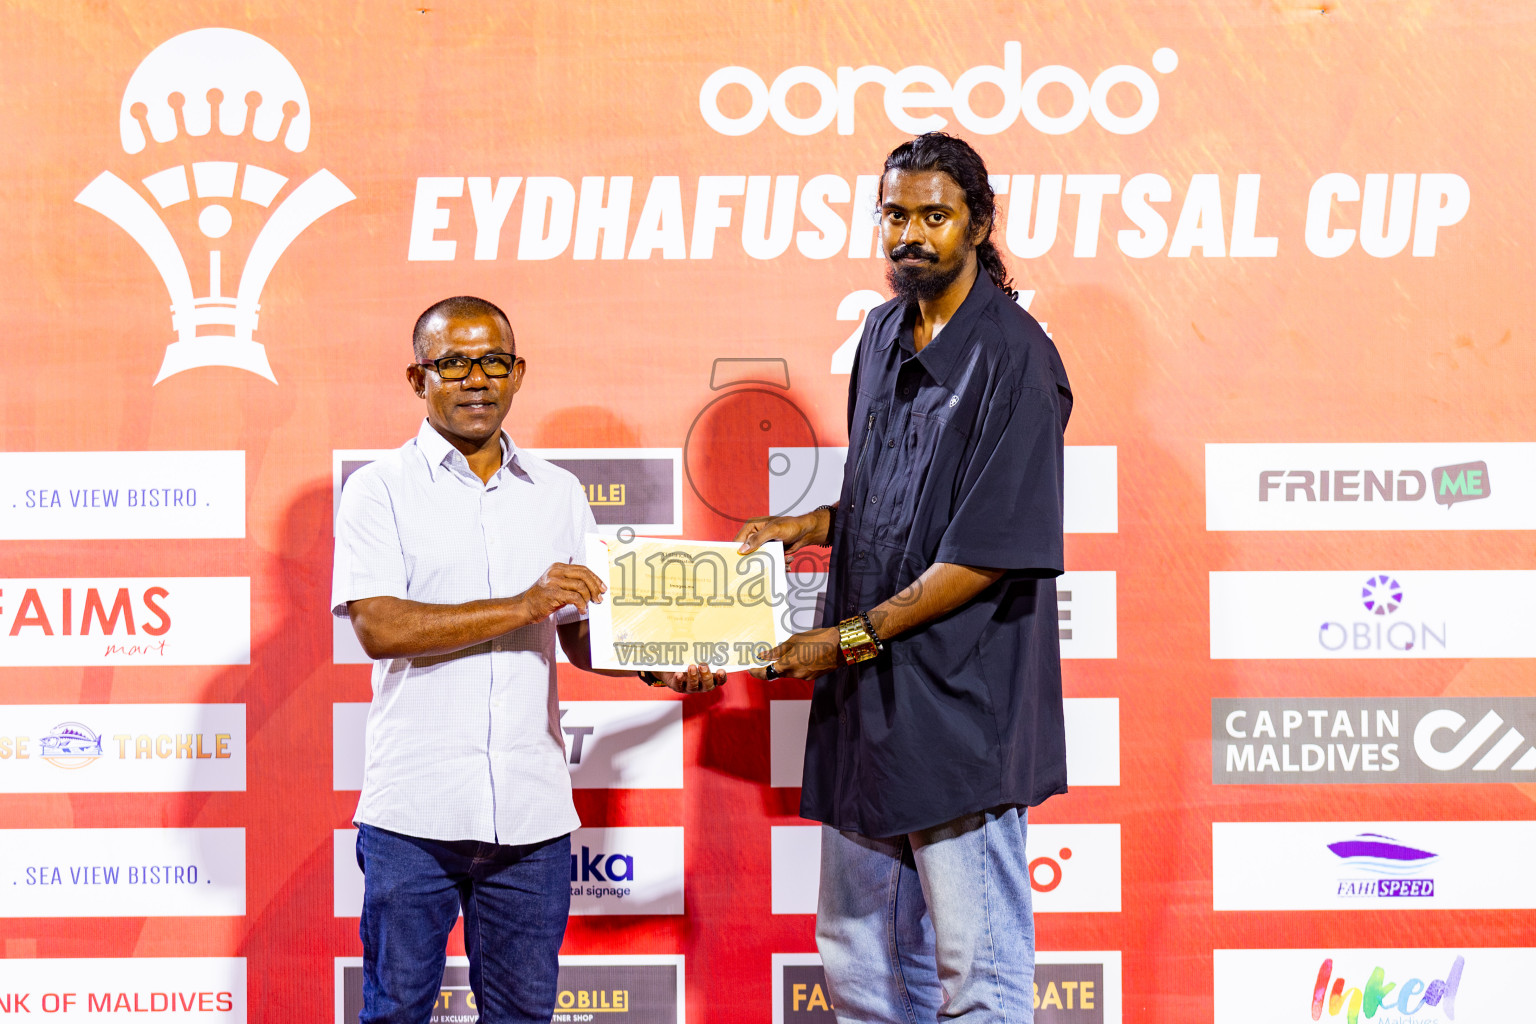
[585,535,792,671]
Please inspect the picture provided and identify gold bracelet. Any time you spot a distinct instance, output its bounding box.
[837,615,881,665]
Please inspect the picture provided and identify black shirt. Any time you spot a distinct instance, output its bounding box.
[800,271,1073,838]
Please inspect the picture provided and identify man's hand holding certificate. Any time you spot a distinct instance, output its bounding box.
[584,536,792,672]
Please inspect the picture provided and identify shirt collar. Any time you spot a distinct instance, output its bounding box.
[414,419,519,482]
[886,270,999,387]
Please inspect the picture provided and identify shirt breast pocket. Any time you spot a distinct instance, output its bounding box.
[873,407,969,538]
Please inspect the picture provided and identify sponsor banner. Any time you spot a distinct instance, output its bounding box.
[1214,947,1535,1024]
[769,698,1119,788]
[769,571,1116,661]
[1209,570,1536,660]
[1212,698,1536,784]
[0,578,250,667]
[0,451,245,540]
[333,448,683,536]
[1206,442,1536,531]
[332,701,681,791]
[332,829,364,918]
[335,826,684,917]
[1213,821,1536,911]
[0,704,244,793]
[335,955,685,1024]
[0,828,244,917]
[769,446,1118,533]
[770,824,1119,914]
[0,957,245,1022]
[536,448,684,535]
[771,951,1121,1024]
[1057,571,1117,659]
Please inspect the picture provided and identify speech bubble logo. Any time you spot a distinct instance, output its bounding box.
[1430,461,1491,509]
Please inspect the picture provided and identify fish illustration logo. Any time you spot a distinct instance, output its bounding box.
[76,28,355,384]
[39,722,104,770]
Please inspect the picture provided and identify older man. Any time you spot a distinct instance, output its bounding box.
[333,295,719,1024]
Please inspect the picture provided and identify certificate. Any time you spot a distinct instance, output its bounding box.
[585,535,792,671]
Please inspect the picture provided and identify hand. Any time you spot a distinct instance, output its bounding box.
[735,508,830,557]
[649,664,728,693]
[749,626,842,680]
[519,562,606,619]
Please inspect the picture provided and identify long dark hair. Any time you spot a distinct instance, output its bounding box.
[879,132,1016,299]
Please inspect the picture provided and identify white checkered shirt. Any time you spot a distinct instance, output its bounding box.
[332,420,596,844]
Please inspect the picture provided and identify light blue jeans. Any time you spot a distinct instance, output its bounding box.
[816,807,1034,1023]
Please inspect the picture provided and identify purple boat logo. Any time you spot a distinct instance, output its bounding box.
[1328,833,1439,876]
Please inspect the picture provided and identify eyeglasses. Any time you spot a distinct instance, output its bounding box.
[415,354,519,380]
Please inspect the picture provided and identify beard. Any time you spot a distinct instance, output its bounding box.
[885,242,968,303]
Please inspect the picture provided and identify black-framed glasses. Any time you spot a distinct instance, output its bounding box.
[415,353,520,380]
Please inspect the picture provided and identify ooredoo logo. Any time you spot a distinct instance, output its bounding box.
[76,28,354,384]
[700,43,1179,137]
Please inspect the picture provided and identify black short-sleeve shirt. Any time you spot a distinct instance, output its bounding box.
[800,271,1073,838]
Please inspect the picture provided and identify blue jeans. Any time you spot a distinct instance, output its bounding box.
[355,823,572,1024]
[816,807,1034,1023]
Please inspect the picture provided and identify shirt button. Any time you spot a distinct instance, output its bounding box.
[869,495,879,504]
[901,386,911,398]
[887,439,895,448]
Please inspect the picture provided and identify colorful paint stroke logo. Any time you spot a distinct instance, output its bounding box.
[1360,576,1403,616]
[38,722,104,769]
[1328,833,1437,898]
[1311,955,1463,1023]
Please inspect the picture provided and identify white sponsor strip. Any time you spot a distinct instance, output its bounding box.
[1063,698,1121,786]
[0,704,244,793]
[770,826,822,915]
[1213,821,1536,911]
[1059,571,1117,659]
[333,829,363,918]
[335,826,684,917]
[1206,442,1536,531]
[770,698,1119,788]
[1210,570,1536,659]
[770,823,1120,914]
[0,828,244,917]
[569,826,684,916]
[332,615,369,665]
[0,451,245,540]
[0,957,245,1021]
[560,702,683,789]
[1063,446,1118,533]
[769,446,1117,533]
[1214,947,1536,1024]
[332,701,682,791]
[0,578,250,667]
[331,704,368,791]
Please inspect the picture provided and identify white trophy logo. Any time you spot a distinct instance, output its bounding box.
[76,28,355,384]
